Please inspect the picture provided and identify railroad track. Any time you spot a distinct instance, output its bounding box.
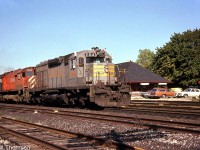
[127,100,200,120]
[0,104,200,135]
[0,116,137,150]
[129,103,200,110]
[130,100,200,108]
[120,106,200,119]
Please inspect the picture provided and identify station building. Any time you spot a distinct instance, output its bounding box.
[116,61,171,92]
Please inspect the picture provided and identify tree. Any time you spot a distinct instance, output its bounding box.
[151,29,200,87]
[135,49,155,70]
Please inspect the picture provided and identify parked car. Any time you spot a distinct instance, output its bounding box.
[176,88,200,98]
[147,88,175,98]
[141,90,151,98]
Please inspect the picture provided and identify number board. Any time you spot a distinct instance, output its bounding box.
[85,52,105,57]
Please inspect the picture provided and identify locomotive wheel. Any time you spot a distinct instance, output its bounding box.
[29,98,36,104]
[79,97,85,106]
[36,98,42,104]
[60,94,69,105]
[69,97,75,105]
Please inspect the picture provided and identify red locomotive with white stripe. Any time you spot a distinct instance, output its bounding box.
[0,67,36,102]
[28,75,36,89]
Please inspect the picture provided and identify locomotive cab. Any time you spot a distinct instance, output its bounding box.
[81,47,130,107]
[84,47,115,85]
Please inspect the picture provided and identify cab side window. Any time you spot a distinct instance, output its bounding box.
[22,72,25,77]
[17,74,21,80]
[79,57,84,67]
[70,59,76,69]
[106,58,112,63]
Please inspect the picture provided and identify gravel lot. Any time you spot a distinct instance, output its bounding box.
[0,107,200,150]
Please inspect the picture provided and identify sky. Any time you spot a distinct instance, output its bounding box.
[0,0,200,74]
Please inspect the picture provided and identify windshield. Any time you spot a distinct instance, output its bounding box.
[26,71,33,76]
[184,88,191,92]
[86,57,112,63]
[86,57,104,63]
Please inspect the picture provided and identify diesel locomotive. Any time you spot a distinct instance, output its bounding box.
[0,47,130,107]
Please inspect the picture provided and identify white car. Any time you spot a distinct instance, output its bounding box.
[177,88,200,98]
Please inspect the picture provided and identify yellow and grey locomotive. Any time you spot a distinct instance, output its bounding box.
[30,47,131,107]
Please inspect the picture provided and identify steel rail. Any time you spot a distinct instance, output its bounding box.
[120,107,200,118]
[1,117,138,150]
[130,100,200,106]
[129,104,200,110]
[1,104,200,134]
[0,125,69,150]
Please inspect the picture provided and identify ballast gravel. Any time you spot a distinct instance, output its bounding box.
[0,108,200,150]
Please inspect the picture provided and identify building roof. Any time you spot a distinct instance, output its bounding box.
[116,61,171,83]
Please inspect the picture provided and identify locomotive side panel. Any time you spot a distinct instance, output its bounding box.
[66,52,86,87]
[48,66,60,88]
[48,59,68,88]
[35,62,48,90]
[45,54,80,89]
[15,70,23,90]
[68,52,86,87]
[0,77,2,91]
[68,56,78,87]
[2,69,22,91]
[0,74,4,101]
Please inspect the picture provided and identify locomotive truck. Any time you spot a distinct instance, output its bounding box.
[0,47,130,107]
